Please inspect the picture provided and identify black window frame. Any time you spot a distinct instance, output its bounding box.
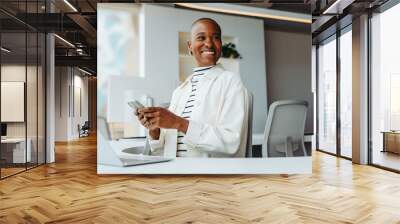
[315,21,353,161]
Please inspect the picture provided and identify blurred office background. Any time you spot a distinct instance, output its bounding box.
[97,3,313,145]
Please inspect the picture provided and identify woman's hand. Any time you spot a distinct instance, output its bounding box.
[138,107,189,133]
[137,111,160,140]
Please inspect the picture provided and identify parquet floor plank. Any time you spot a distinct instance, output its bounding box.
[0,135,400,223]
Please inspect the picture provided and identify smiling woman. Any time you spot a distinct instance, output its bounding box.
[188,18,222,67]
[136,18,249,158]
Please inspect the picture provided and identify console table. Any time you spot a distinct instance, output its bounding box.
[382,131,400,154]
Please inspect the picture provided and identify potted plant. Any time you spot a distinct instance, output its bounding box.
[221,43,242,59]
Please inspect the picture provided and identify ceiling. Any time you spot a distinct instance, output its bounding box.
[1,0,315,75]
[240,1,311,14]
[311,0,390,43]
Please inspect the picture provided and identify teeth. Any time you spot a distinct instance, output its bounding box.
[203,51,215,55]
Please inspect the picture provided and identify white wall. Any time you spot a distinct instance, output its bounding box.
[141,4,268,133]
[1,64,46,163]
[265,28,313,134]
[55,67,68,141]
[72,73,89,137]
[1,65,42,137]
[55,67,89,141]
[1,82,25,124]
[1,65,26,143]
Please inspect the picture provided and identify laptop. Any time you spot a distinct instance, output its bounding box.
[97,116,171,167]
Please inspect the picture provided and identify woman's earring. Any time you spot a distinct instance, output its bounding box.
[189,51,193,55]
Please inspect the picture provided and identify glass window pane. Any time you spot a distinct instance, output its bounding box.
[1,1,46,179]
[38,32,45,165]
[318,36,337,154]
[27,31,38,169]
[340,29,352,158]
[371,3,400,171]
[1,31,27,177]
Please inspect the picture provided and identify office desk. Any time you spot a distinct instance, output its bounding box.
[1,138,31,163]
[99,137,312,174]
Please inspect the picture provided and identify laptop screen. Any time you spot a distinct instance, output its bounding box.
[1,123,7,137]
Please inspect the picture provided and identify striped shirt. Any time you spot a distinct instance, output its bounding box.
[177,65,214,157]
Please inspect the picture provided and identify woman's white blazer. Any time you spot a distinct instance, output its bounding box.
[149,64,249,158]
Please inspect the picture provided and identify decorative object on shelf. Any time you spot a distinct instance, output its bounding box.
[221,43,242,59]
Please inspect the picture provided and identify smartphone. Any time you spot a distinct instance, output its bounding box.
[128,101,145,115]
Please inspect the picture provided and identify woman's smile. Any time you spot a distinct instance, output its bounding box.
[201,49,215,55]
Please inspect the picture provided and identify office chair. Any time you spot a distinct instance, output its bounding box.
[245,92,253,157]
[262,100,308,157]
[79,121,90,138]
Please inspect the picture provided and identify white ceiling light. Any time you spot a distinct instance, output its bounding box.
[175,3,311,24]
[78,67,92,76]
[63,0,78,12]
[1,47,11,53]
[323,0,355,15]
[54,34,75,48]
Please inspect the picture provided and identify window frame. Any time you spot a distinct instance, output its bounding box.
[315,23,353,161]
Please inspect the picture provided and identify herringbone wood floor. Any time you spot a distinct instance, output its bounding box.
[1,135,400,224]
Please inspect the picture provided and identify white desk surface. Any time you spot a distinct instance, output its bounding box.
[99,137,312,175]
[1,138,27,144]
[111,134,312,148]
[98,157,312,174]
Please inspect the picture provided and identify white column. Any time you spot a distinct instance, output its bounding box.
[352,14,369,164]
[45,0,56,163]
[312,45,317,151]
[46,33,55,163]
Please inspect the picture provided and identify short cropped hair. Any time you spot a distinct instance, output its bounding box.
[191,18,222,34]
